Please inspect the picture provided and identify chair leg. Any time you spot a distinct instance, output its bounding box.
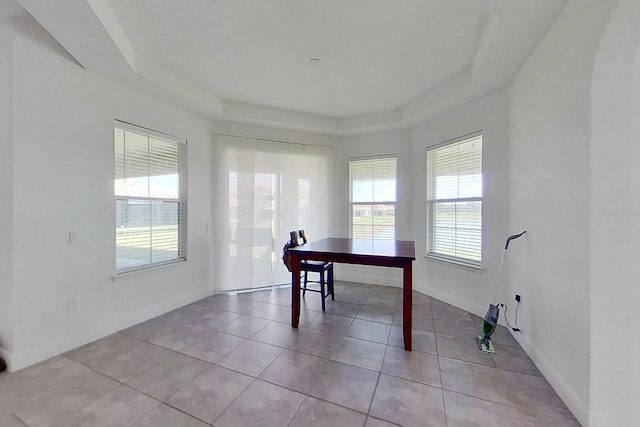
[320,271,326,312]
[329,265,335,300]
[303,270,308,296]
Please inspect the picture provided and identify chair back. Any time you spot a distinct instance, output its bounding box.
[289,230,308,247]
[282,230,308,272]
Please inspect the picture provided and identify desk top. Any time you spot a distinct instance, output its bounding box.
[289,238,416,260]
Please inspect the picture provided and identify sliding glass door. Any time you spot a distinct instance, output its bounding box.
[215,136,334,291]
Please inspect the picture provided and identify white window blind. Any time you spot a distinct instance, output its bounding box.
[216,135,334,291]
[350,156,397,240]
[426,133,482,266]
[114,121,187,272]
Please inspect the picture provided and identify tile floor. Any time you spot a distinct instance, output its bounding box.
[0,281,580,426]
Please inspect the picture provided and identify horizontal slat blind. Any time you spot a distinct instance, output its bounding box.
[427,134,482,200]
[352,157,397,203]
[427,134,482,265]
[115,123,186,272]
[351,204,396,240]
[350,157,397,240]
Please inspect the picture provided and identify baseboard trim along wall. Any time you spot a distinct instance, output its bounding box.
[514,332,589,427]
[413,282,487,319]
[336,265,403,288]
[414,280,588,426]
[6,289,211,372]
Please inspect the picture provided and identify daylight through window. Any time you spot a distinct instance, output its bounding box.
[350,156,397,240]
[426,133,482,266]
[114,121,187,272]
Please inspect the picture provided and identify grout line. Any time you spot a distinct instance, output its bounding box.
[10,285,572,426]
[286,395,309,427]
[162,403,211,425]
[305,358,330,396]
[126,399,162,427]
[438,341,450,427]
[9,413,29,427]
[438,386,522,410]
[209,376,260,426]
[366,347,386,415]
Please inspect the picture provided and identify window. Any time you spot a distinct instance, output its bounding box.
[350,156,397,240]
[114,121,187,272]
[426,132,482,266]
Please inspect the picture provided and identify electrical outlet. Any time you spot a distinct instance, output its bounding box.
[515,294,521,302]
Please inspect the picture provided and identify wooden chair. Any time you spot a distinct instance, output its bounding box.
[282,230,334,311]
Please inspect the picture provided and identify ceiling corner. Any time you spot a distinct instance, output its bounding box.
[18,0,134,79]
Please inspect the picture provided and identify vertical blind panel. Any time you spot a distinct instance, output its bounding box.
[216,136,333,291]
[351,157,397,203]
[115,124,186,271]
[427,135,482,201]
[303,145,333,239]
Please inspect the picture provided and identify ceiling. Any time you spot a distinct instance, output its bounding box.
[15,0,568,134]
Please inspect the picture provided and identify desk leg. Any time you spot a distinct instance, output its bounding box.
[402,262,412,351]
[291,253,301,328]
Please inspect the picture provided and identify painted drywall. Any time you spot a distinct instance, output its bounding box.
[333,129,411,286]
[0,23,15,361]
[2,8,340,369]
[332,89,510,298]
[410,89,510,314]
[508,0,614,424]
[5,13,214,370]
[590,0,640,425]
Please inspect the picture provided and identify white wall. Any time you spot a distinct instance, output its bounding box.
[0,22,15,361]
[410,89,510,314]
[590,0,640,425]
[333,129,411,286]
[508,0,614,424]
[333,89,510,303]
[0,8,340,370]
[4,13,214,371]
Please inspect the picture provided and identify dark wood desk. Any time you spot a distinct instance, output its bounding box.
[288,238,416,350]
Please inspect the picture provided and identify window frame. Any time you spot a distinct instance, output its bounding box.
[349,155,397,240]
[114,120,188,274]
[426,132,483,268]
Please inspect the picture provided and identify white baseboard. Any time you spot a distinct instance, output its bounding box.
[587,411,602,427]
[7,288,211,372]
[512,331,589,426]
[407,280,589,426]
[338,272,402,287]
[413,281,487,318]
[336,264,403,288]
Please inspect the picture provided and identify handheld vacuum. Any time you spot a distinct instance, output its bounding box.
[476,231,527,353]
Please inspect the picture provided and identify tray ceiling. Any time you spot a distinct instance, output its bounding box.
[16,0,568,134]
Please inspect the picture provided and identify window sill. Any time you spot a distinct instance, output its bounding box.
[424,254,483,272]
[111,259,187,282]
